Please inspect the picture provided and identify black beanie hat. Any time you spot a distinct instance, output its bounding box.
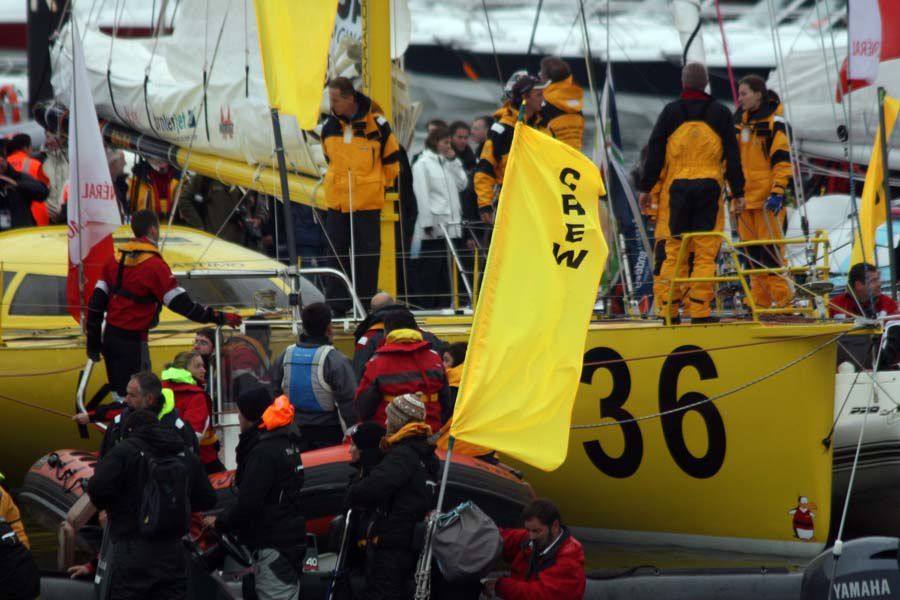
[237,387,273,422]
[350,422,387,450]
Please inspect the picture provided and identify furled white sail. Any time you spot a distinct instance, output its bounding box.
[50,1,350,179]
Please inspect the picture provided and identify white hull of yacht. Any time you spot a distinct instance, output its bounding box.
[832,368,900,539]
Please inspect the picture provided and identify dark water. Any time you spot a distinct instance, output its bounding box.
[22,509,803,577]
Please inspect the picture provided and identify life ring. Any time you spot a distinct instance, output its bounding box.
[0,85,22,126]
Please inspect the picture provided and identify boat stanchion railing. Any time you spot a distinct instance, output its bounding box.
[666,230,832,324]
[74,358,107,434]
[438,223,475,308]
[214,325,224,421]
[297,267,367,321]
[176,267,367,322]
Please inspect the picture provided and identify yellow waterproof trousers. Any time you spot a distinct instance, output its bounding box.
[658,235,722,318]
[736,208,792,308]
[655,178,724,319]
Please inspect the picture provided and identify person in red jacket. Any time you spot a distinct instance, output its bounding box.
[162,351,224,473]
[830,262,899,319]
[354,310,450,432]
[86,210,242,401]
[484,498,585,600]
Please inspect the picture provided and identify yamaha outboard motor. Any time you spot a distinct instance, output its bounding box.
[802,537,900,599]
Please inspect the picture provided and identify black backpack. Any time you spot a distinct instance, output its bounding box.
[129,439,191,538]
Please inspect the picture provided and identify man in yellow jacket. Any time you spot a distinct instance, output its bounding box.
[539,57,585,151]
[734,75,794,309]
[322,77,401,312]
[474,73,547,225]
[639,63,745,323]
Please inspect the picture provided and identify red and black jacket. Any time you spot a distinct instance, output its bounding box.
[354,329,450,432]
[86,238,226,353]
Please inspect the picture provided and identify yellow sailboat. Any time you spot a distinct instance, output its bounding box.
[3,0,867,564]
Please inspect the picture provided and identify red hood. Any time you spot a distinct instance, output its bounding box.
[681,88,712,101]
[162,380,205,394]
[377,339,432,354]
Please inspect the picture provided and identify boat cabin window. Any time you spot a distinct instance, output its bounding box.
[10,274,69,316]
[178,278,289,310]
[1,270,14,297]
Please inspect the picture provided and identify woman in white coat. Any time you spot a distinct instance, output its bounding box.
[411,126,468,308]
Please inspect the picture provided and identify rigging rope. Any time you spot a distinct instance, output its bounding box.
[812,0,844,133]
[243,0,249,98]
[835,339,900,407]
[577,0,630,307]
[680,2,702,67]
[571,327,856,430]
[827,325,888,600]
[580,327,863,370]
[161,0,234,251]
[480,0,504,85]
[195,153,274,262]
[141,0,170,139]
[0,364,85,378]
[525,0,544,59]
[764,0,810,230]
[713,0,738,106]
[0,392,75,420]
[822,368,864,449]
[106,0,128,126]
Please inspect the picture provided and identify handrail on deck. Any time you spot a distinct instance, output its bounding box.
[177,266,367,321]
[664,230,831,325]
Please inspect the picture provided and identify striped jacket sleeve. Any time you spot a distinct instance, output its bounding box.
[769,115,793,196]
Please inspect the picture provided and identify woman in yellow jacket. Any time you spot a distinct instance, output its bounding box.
[734,75,794,308]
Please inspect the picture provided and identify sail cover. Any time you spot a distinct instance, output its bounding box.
[49,1,368,178]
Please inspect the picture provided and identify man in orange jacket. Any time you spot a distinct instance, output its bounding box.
[6,134,51,226]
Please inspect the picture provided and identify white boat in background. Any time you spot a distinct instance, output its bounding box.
[768,0,899,168]
[404,0,846,98]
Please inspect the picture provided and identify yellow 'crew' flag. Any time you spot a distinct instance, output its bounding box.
[851,95,900,266]
[254,0,337,129]
[449,122,608,472]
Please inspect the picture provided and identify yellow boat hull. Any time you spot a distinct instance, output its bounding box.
[511,320,842,557]
[0,326,305,481]
[0,318,844,557]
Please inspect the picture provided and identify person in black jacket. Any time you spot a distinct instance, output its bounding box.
[347,394,440,599]
[0,147,49,230]
[97,370,199,458]
[205,388,306,600]
[333,421,388,599]
[87,409,216,600]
